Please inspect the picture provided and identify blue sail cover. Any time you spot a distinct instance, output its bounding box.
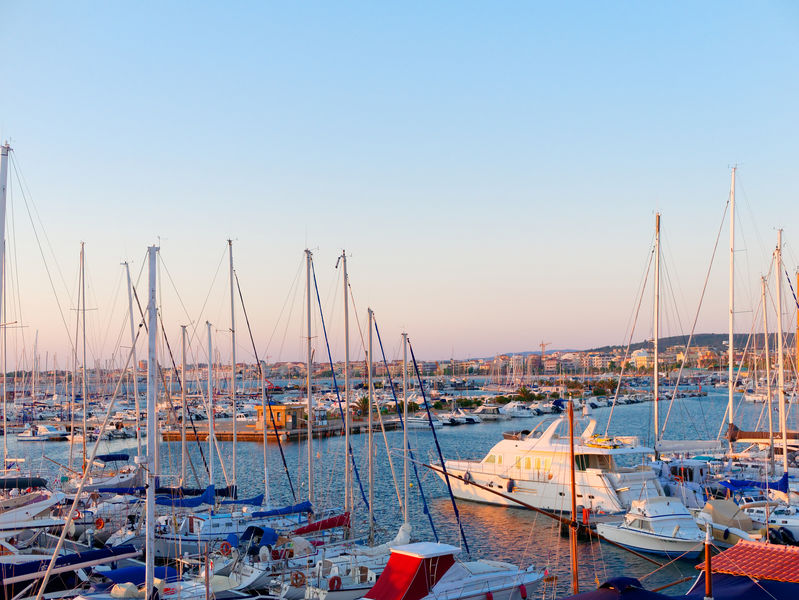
[220,493,264,506]
[102,566,179,586]
[97,487,145,494]
[95,453,130,463]
[720,471,789,493]
[155,485,215,507]
[687,573,798,600]
[251,500,313,518]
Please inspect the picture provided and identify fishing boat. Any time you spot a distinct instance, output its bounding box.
[440,416,662,513]
[362,542,544,600]
[595,496,704,558]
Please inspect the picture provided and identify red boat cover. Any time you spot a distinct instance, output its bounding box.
[695,539,799,583]
[363,553,455,600]
[292,512,350,536]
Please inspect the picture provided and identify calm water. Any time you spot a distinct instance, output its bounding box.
[8,391,794,597]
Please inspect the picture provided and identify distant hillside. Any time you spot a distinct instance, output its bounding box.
[587,333,752,354]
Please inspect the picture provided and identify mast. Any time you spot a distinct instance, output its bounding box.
[653,213,660,453]
[207,322,215,487]
[228,240,236,495]
[268,357,277,509]
[124,262,142,459]
[568,399,579,594]
[402,332,409,523]
[0,143,8,467]
[728,167,736,431]
[180,325,187,484]
[775,231,789,473]
[367,308,374,544]
[761,277,774,475]
[144,245,158,600]
[305,249,314,503]
[341,250,350,513]
[80,242,88,471]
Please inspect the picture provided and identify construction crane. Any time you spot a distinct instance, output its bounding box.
[539,341,551,374]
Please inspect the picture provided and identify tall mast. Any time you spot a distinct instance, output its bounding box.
[180,325,187,484]
[123,262,142,459]
[761,277,774,474]
[728,167,736,431]
[775,231,789,473]
[568,399,579,594]
[207,322,215,487]
[80,242,87,471]
[305,249,314,503]
[228,240,236,494]
[653,213,660,452]
[268,357,277,508]
[367,308,374,544]
[402,332,409,523]
[144,245,158,600]
[0,143,8,467]
[341,250,350,513]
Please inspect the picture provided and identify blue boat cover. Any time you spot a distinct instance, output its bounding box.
[95,453,130,463]
[687,573,798,600]
[0,545,138,584]
[155,485,215,507]
[562,578,674,599]
[103,566,179,585]
[220,493,264,507]
[251,500,313,518]
[96,487,145,494]
[719,471,789,493]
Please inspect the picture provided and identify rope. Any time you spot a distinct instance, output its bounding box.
[310,260,372,521]
[374,318,438,540]
[234,271,296,502]
[408,337,470,555]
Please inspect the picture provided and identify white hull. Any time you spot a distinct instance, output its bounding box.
[595,523,703,558]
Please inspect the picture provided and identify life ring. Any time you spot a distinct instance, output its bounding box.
[74,511,82,520]
[290,571,306,587]
[328,576,342,591]
[95,517,105,530]
[162,588,176,596]
[220,541,232,556]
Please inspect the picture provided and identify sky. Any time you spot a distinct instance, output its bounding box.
[0,2,798,366]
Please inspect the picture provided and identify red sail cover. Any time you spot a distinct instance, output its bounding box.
[364,553,455,600]
[292,512,350,535]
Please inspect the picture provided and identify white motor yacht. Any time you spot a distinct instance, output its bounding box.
[472,404,509,420]
[503,401,538,418]
[440,416,663,513]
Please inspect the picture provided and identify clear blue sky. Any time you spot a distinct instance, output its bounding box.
[1,2,798,365]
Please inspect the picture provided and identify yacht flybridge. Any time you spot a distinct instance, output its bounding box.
[440,416,662,513]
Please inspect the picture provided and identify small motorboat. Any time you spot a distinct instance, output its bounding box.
[595,496,704,558]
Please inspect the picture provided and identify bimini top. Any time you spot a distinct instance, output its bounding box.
[392,542,461,559]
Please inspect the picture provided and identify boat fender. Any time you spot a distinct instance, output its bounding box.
[507,479,515,493]
[220,541,232,556]
[519,583,527,599]
[486,592,493,600]
[291,571,306,587]
[723,528,730,540]
[582,507,589,525]
[95,517,105,530]
[463,471,472,485]
[328,576,342,591]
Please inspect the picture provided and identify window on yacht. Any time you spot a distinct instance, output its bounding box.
[514,456,522,468]
[524,457,532,470]
[485,455,496,464]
